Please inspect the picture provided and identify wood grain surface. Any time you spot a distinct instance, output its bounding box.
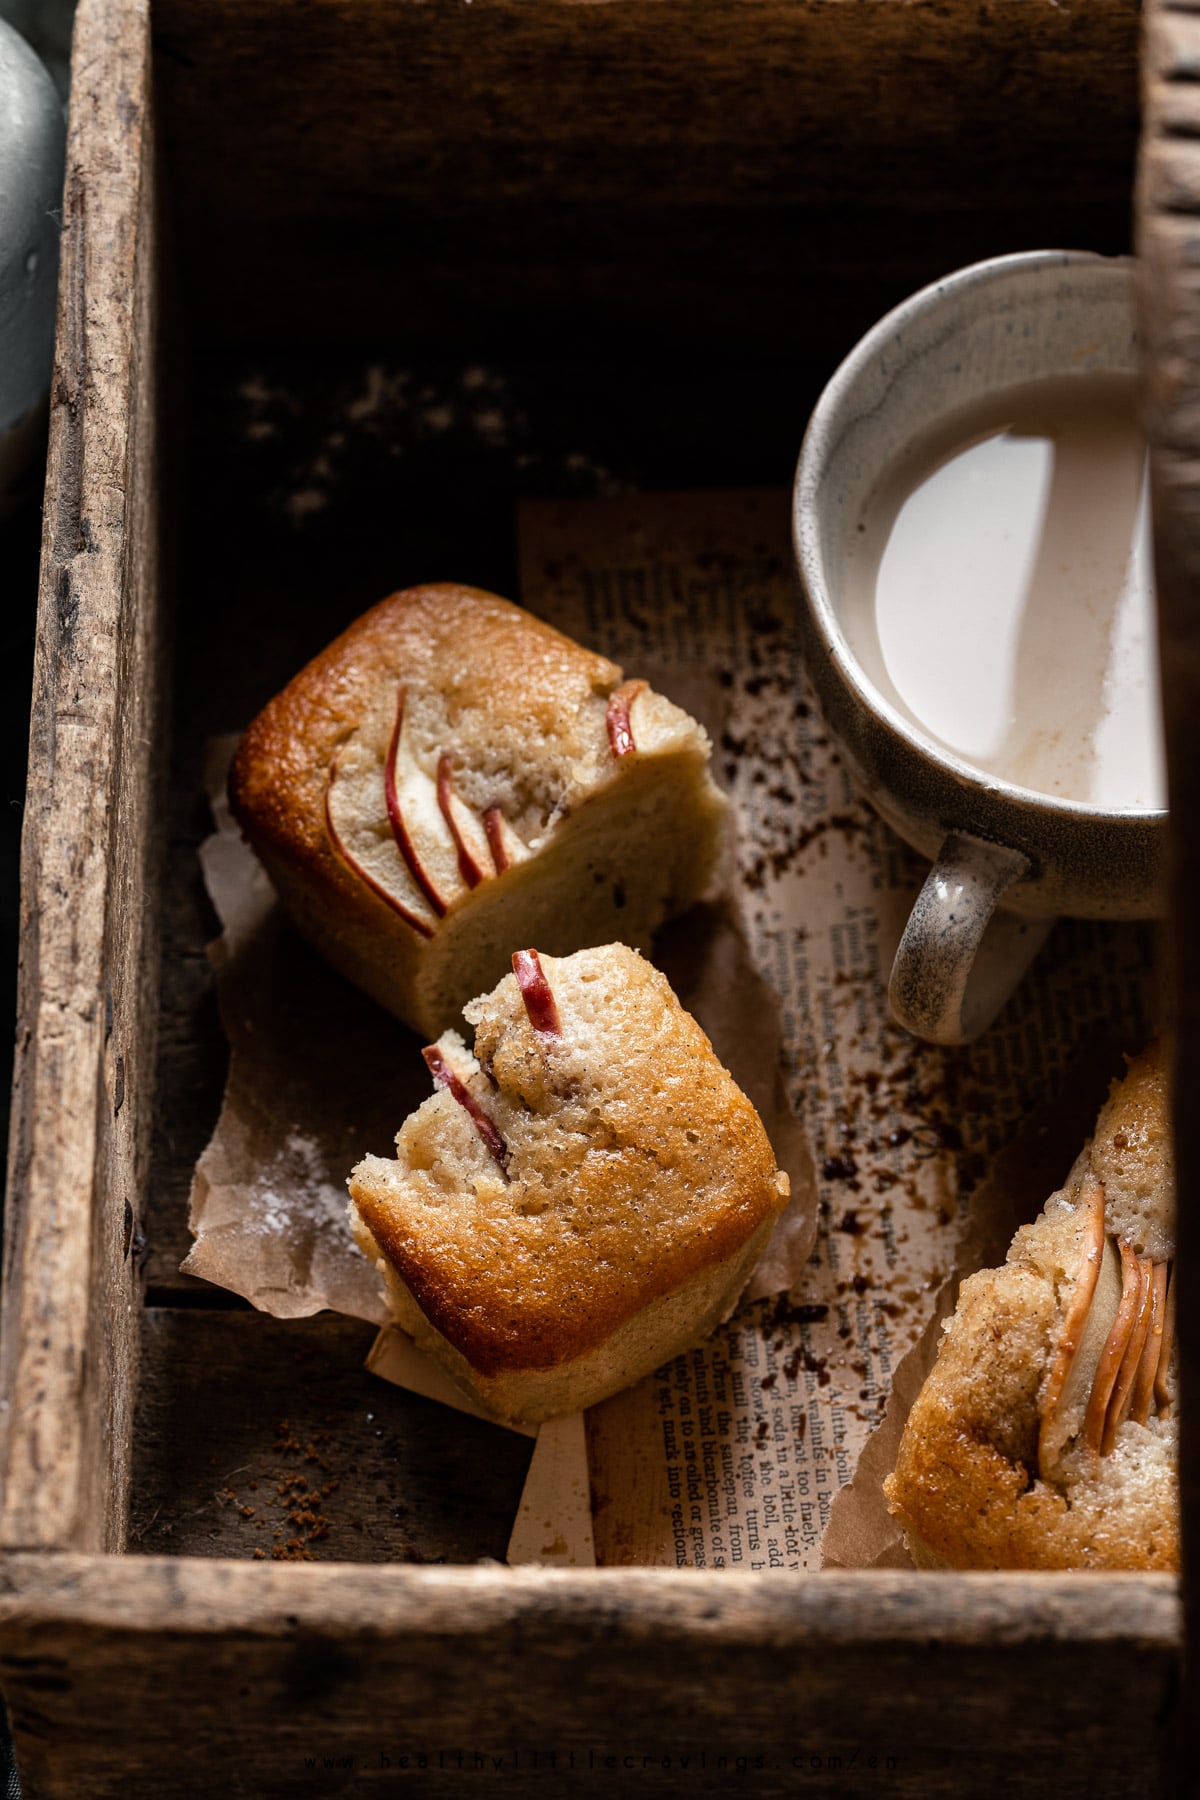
[129,1310,533,1565]
[0,0,161,1555]
[150,0,1142,355]
[0,1555,1181,1798]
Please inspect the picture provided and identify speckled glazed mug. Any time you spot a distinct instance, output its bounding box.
[792,251,1166,1046]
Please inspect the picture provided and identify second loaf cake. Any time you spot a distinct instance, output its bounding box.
[349,943,790,1424]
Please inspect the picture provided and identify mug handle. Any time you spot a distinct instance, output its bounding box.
[888,831,1055,1045]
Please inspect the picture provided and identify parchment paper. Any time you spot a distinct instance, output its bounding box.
[183,740,395,1324]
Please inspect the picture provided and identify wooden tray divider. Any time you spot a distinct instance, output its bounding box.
[1140,0,1200,1770]
[0,0,160,1557]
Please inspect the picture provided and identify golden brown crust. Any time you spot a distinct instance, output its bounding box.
[349,945,789,1378]
[356,1104,779,1376]
[354,1208,779,1426]
[884,1257,1177,1570]
[228,582,620,937]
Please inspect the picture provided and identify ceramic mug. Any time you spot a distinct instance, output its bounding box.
[792,251,1165,1045]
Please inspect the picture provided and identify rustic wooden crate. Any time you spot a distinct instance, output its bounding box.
[0,0,1196,1791]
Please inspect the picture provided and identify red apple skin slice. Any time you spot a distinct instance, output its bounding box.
[1083,1239,1143,1457]
[437,753,492,888]
[1037,1175,1106,1474]
[483,804,529,873]
[385,687,451,918]
[1101,1253,1155,1454]
[422,1044,508,1169]
[606,679,648,757]
[483,805,510,873]
[513,949,562,1036]
[324,756,435,939]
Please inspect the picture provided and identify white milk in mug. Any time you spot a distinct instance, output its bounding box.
[838,372,1166,813]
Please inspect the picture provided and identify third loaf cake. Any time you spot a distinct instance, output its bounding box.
[884,1040,1177,1570]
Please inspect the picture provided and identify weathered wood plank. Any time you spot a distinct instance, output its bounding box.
[1137,1,1200,1784]
[0,1557,1180,1798]
[129,1310,533,1564]
[150,0,1141,352]
[155,0,1141,207]
[0,0,161,1553]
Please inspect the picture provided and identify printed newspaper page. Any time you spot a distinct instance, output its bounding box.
[518,488,1157,1568]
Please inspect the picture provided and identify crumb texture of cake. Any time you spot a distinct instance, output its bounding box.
[884,1039,1178,1571]
[228,584,728,1039]
[348,944,790,1424]
[1087,1039,1173,1262]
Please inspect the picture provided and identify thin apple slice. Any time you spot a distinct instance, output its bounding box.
[1082,1239,1143,1457]
[1037,1174,1106,1473]
[1129,1259,1168,1426]
[385,687,467,917]
[325,747,436,938]
[1100,1253,1155,1454]
[1155,1262,1176,1416]
[422,1044,508,1170]
[606,678,648,757]
[483,803,529,874]
[513,949,562,1035]
[437,753,494,887]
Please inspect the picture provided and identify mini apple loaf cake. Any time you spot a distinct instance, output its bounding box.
[348,944,790,1424]
[884,1040,1177,1570]
[229,583,728,1040]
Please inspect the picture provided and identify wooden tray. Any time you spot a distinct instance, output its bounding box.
[0,0,1194,1791]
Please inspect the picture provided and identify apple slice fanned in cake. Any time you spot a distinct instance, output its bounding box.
[884,1039,1178,1571]
[230,583,728,1039]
